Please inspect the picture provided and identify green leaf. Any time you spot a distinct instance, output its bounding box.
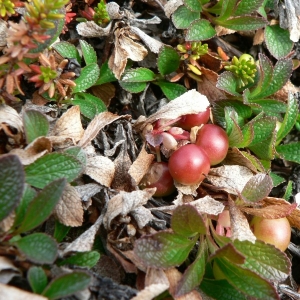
[183,0,202,12]
[233,239,291,281]
[175,242,207,297]
[54,221,70,243]
[16,178,66,233]
[200,278,247,300]
[157,46,180,76]
[13,184,36,228]
[283,180,293,200]
[59,251,100,268]
[23,110,49,143]
[217,16,267,31]
[215,258,278,299]
[171,205,206,236]
[224,107,244,147]
[52,41,81,64]
[25,153,83,189]
[233,0,264,16]
[264,25,294,59]
[156,81,187,100]
[64,146,87,166]
[218,0,238,21]
[216,71,240,96]
[270,172,286,187]
[73,63,100,93]
[121,68,156,83]
[276,94,298,145]
[0,154,24,222]
[79,40,97,65]
[14,233,58,264]
[250,99,286,117]
[95,61,117,85]
[134,231,197,268]
[119,81,147,93]
[240,174,273,203]
[42,272,91,300]
[210,243,245,264]
[276,142,300,164]
[172,5,200,29]
[27,266,48,294]
[186,19,216,41]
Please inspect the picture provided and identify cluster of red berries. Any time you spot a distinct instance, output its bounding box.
[140,108,229,196]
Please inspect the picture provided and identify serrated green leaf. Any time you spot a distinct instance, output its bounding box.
[224,107,244,147]
[42,272,91,300]
[200,278,248,300]
[270,172,286,187]
[95,61,117,85]
[217,16,267,31]
[134,232,197,268]
[52,41,81,64]
[265,25,293,59]
[59,251,100,268]
[0,154,24,222]
[233,239,291,281]
[155,81,187,100]
[276,94,298,145]
[13,184,36,228]
[171,205,206,236]
[216,71,240,96]
[119,81,146,93]
[54,221,70,243]
[183,0,202,12]
[250,99,286,117]
[186,19,216,41]
[218,0,238,21]
[215,258,278,299]
[172,5,200,29]
[23,110,49,143]
[64,146,87,166]
[79,40,97,65]
[210,243,245,264]
[233,0,264,16]
[157,46,180,76]
[240,174,273,203]
[14,233,58,264]
[73,63,100,93]
[121,68,156,83]
[249,134,276,160]
[283,180,293,200]
[276,142,300,164]
[175,242,207,297]
[25,153,83,188]
[27,266,48,294]
[17,178,66,233]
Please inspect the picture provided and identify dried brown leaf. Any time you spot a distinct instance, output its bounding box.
[78,112,130,148]
[103,188,156,229]
[129,144,155,185]
[207,165,254,195]
[0,212,15,233]
[90,82,115,107]
[164,0,183,18]
[0,283,47,300]
[85,155,115,187]
[10,136,51,165]
[132,284,169,300]
[54,183,83,227]
[174,181,199,196]
[229,199,256,243]
[0,256,21,284]
[0,19,7,49]
[76,20,112,37]
[191,196,225,216]
[215,25,235,36]
[131,206,155,229]
[253,28,265,45]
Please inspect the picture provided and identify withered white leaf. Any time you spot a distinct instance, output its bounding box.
[10,136,51,165]
[106,2,123,19]
[164,0,183,18]
[131,206,154,229]
[0,104,24,138]
[135,90,210,131]
[54,183,83,227]
[62,214,103,255]
[131,284,169,300]
[192,195,225,216]
[85,155,115,187]
[49,106,84,148]
[0,283,47,300]
[174,181,199,196]
[78,112,130,148]
[0,19,7,49]
[207,165,253,195]
[130,26,164,54]
[128,144,154,185]
[75,183,102,202]
[282,0,300,42]
[103,188,156,229]
[229,199,256,243]
[76,21,112,37]
[0,256,21,284]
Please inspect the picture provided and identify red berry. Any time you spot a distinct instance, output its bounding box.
[177,107,210,130]
[195,124,229,165]
[250,216,291,251]
[139,162,175,197]
[168,144,210,185]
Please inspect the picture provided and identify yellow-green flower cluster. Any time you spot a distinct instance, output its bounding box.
[94,0,110,26]
[177,42,209,61]
[0,0,15,17]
